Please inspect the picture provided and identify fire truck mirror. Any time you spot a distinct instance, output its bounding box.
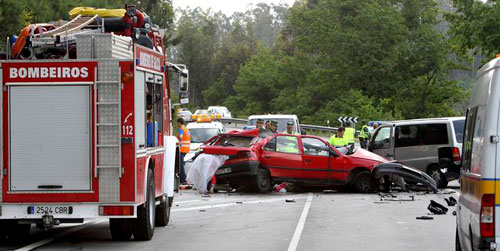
[179,91,189,105]
[179,69,189,92]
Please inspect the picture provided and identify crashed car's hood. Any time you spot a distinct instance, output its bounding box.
[372,162,438,192]
[350,148,388,163]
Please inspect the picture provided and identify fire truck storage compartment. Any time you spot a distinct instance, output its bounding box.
[9,85,91,191]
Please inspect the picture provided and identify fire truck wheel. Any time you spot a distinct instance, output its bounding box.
[109,219,132,241]
[132,169,155,241]
[155,196,171,227]
[254,168,271,193]
[353,171,376,193]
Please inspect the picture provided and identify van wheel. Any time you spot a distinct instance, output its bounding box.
[254,168,271,193]
[455,227,462,251]
[132,169,155,240]
[155,196,171,227]
[429,167,448,188]
[354,171,376,193]
[109,219,132,241]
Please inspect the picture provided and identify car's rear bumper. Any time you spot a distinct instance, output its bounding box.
[215,161,260,181]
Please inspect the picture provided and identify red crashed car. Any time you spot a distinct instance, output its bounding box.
[201,129,437,193]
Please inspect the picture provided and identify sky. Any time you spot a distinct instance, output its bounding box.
[173,0,297,15]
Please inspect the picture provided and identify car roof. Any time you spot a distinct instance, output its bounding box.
[248,114,298,120]
[186,121,224,129]
[386,117,465,125]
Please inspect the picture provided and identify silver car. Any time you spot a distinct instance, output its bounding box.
[368,117,465,187]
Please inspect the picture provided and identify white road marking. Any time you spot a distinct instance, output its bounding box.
[174,199,202,204]
[287,193,313,251]
[15,220,105,251]
[172,196,305,212]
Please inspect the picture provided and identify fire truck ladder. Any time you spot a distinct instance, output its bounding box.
[95,62,122,179]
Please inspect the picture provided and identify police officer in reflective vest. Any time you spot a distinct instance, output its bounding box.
[330,127,348,147]
[177,118,190,185]
[284,121,299,135]
[344,122,356,145]
[359,120,370,149]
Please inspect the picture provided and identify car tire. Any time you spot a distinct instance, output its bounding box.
[254,168,271,193]
[132,169,155,241]
[110,219,132,241]
[429,167,448,189]
[455,227,462,251]
[354,171,376,193]
[155,196,171,227]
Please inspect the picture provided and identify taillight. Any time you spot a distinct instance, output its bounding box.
[480,194,495,238]
[452,147,461,165]
[99,205,134,216]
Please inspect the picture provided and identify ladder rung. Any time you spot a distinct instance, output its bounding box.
[96,102,119,105]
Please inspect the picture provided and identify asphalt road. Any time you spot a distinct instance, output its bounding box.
[1,184,459,251]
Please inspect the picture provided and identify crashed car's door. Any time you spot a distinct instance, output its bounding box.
[261,136,303,181]
[300,137,330,185]
[369,126,395,160]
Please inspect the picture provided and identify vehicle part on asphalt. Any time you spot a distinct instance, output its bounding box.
[286,199,296,203]
[416,216,434,220]
[372,163,438,193]
[236,201,243,204]
[427,200,448,215]
[452,211,457,216]
[378,192,397,198]
[444,197,457,206]
[199,209,206,212]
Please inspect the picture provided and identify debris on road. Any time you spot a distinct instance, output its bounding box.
[452,211,457,216]
[444,197,457,206]
[416,216,434,220]
[378,192,397,198]
[427,200,448,214]
[285,199,296,203]
[383,196,415,202]
[374,201,390,204]
[199,209,206,212]
[236,201,243,204]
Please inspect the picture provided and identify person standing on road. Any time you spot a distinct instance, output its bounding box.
[256,118,264,129]
[177,118,190,185]
[359,120,370,149]
[283,121,299,134]
[268,120,278,133]
[330,127,348,147]
[344,122,356,145]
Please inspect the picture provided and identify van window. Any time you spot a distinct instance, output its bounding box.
[420,124,448,145]
[395,125,419,147]
[462,108,477,173]
[453,119,465,143]
[372,127,391,149]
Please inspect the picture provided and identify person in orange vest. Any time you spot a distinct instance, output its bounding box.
[177,118,191,185]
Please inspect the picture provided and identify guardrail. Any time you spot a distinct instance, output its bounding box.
[220,118,340,137]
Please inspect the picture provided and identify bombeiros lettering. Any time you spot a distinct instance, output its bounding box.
[9,66,89,79]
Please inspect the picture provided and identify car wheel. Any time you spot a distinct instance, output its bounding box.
[455,227,462,251]
[429,167,448,189]
[354,171,376,193]
[132,169,155,240]
[254,168,271,193]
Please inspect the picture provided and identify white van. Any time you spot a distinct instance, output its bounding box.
[456,57,500,250]
[247,114,301,134]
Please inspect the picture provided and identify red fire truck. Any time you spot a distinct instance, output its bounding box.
[0,5,186,241]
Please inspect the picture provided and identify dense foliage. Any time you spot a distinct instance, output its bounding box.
[173,0,468,125]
